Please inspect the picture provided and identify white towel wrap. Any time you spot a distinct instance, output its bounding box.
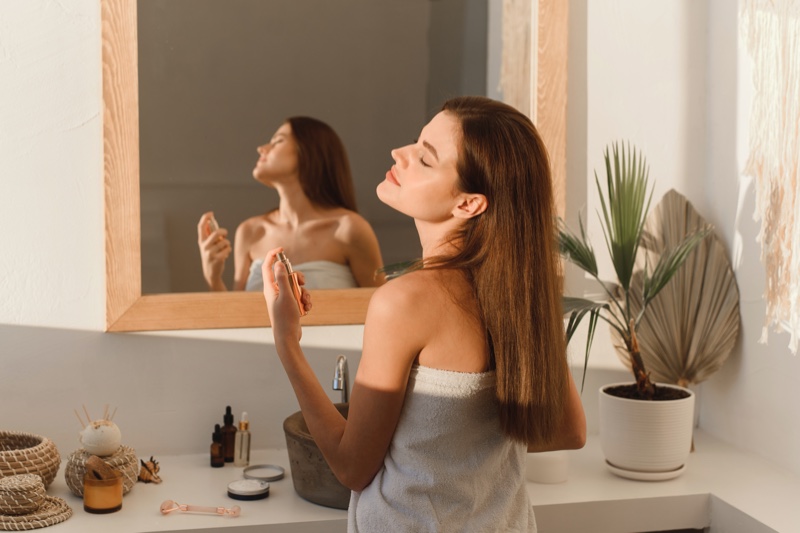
[348,365,536,532]
[246,259,358,291]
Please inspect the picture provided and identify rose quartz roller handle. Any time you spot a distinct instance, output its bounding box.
[160,500,241,517]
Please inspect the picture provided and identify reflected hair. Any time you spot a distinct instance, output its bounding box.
[286,116,357,211]
[428,96,568,446]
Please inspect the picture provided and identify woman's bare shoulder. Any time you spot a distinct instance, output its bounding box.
[363,271,444,352]
[368,270,450,316]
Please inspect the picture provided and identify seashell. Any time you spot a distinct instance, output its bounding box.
[80,420,121,457]
[138,456,162,484]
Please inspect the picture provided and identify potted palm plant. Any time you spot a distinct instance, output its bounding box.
[560,142,710,480]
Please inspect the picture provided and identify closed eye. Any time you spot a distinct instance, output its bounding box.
[412,138,432,167]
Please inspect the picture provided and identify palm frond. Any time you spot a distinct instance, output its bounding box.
[558,216,598,277]
[562,297,606,393]
[641,226,712,308]
[377,260,421,280]
[563,297,606,333]
[595,142,653,292]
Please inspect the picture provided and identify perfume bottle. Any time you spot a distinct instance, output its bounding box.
[221,406,237,463]
[276,252,307,316]
[210,424,224,468]
[233,411,251,467]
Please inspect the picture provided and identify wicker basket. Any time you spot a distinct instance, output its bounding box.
[64,446,138,497]
[0,432,61,489]
[0,474,46,516]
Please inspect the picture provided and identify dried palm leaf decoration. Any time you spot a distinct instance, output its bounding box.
[611,190,741,387]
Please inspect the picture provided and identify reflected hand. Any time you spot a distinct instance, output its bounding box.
[262,247,311,344]
[197,211,231,290]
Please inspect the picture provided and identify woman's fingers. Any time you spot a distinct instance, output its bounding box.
[197,211,214,240]
[290,271,311,312]
[209,238,231,260]
[301,290,312,313]
[261,247,312,314]
[201,229,229,251]
[261,247,283,286]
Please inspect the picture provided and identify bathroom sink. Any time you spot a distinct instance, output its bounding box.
[283,403,350,510]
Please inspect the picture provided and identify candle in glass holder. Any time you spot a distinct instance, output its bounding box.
[83,471,123,513]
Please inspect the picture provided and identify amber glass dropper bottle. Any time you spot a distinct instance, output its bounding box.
[221,406,237,463]
[210,424,224,467]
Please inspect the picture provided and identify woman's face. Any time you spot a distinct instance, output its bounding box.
[253,122,300,185]
[377,111,463,222]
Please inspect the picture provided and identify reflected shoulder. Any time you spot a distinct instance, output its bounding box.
[237,210,275,229]
[334,210,379,243]
[336,209,371,229]
[234,212,273,250]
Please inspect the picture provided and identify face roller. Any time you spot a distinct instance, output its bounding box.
[159,500,241,518]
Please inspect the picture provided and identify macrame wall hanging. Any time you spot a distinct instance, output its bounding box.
[741,0,800,352]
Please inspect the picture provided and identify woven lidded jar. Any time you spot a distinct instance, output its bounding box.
[65,446,138,497]
[0,432,61,488]
[0,474,46,516]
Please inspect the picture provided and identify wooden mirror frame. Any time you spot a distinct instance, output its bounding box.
[103,0,567,332]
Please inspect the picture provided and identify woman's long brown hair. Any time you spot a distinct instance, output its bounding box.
[431,96,568,445]
[286,116,358,211]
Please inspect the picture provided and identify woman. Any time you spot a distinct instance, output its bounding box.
[197,116,384,291]
[264,97,586,532]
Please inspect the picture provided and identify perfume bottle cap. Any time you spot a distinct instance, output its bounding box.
[276,252,294,273]
[239,412,249,431]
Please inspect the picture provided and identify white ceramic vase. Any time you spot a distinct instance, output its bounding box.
[598,382,695,480]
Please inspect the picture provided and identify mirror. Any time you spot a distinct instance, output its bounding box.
[137,0,495,293]
[103,0,566,331]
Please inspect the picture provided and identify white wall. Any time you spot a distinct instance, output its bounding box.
[700,0,800,475]
[2,0,799,478]
[0,0,104,331]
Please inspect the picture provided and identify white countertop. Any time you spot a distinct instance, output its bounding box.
[41,430,799,533]
[529,430,799,532]
[46,449,345,533]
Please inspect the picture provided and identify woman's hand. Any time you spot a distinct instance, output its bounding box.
[262,247,311,346]
[197,211,231,291]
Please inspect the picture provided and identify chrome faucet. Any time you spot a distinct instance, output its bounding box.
[332,355,349,403]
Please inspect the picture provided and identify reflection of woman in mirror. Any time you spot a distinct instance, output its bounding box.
[264,97,586,531]
[197,116,384,291]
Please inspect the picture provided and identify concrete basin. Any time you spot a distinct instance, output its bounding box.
[283,403,350,510]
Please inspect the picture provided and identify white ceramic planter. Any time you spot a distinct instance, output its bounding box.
[599,382,695,480]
